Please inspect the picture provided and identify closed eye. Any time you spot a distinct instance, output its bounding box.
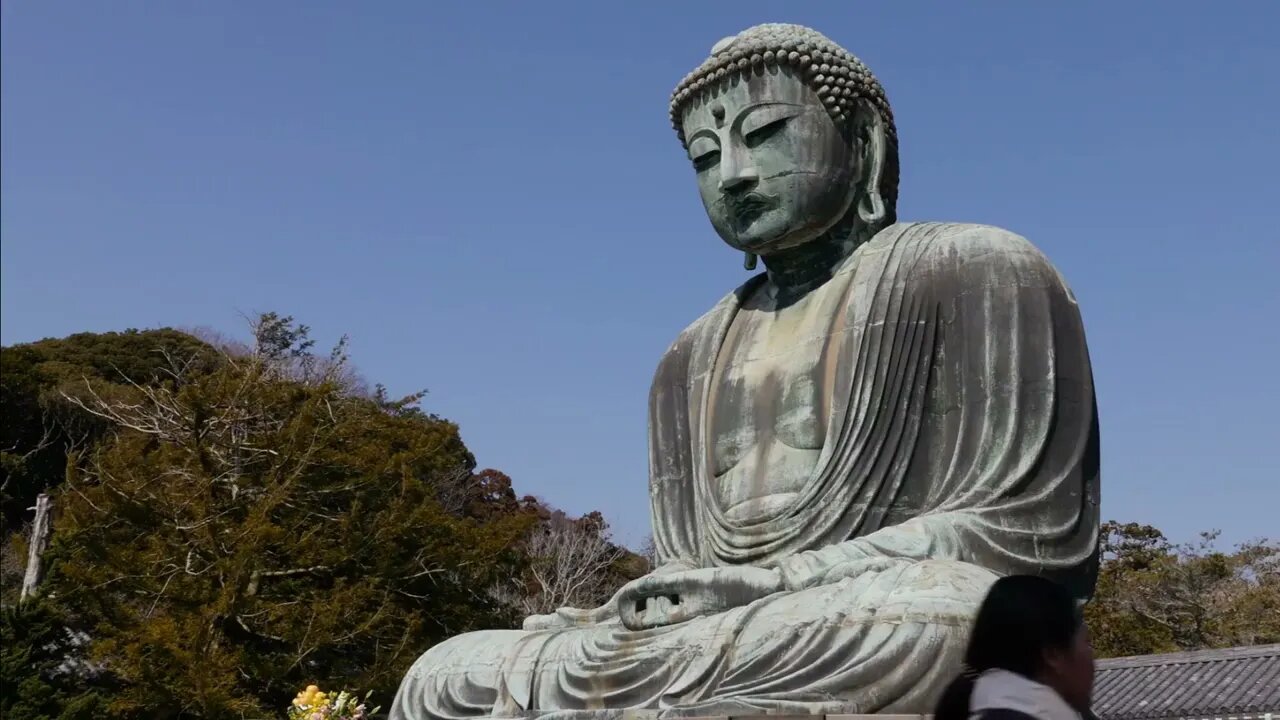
[744,116,790,148]
[692,150,721,173]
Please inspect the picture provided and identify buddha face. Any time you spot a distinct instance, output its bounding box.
[681,67,858,257]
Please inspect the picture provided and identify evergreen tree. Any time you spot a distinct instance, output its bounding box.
[41,317,533,718]
[0,599,107,720]
[1,328,219,535]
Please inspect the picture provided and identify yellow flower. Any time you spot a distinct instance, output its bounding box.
[306,685,320,694]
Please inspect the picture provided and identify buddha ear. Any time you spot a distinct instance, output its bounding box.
[853,99,887,226]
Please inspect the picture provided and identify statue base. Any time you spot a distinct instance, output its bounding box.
[519,707,931,712]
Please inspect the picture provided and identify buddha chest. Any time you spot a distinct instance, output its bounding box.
[707,278,847,523]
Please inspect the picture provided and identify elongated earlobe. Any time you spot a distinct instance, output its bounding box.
[855,102,887,226]
[858,191,886,225]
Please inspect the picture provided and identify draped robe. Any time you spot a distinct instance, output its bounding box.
[390,222,1100,719]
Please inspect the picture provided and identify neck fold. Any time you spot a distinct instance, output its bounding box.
[760,212,875,301]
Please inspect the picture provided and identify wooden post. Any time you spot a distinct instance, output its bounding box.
[20,493,52,602]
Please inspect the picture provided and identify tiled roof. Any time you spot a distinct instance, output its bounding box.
[1093,644,1280,720]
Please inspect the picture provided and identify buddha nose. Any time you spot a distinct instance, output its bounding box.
[718,149,759,194]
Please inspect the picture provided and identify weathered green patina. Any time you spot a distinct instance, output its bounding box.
[391,23,1100,718]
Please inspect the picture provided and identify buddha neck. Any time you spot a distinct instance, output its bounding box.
[760,213,875,303]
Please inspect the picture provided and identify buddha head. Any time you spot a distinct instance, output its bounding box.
[670,24,899,266]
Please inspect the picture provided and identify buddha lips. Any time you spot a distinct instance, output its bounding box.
[725,191,777,227]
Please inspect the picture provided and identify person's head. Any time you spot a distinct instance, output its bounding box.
[669,24,899,263]
[935,575,1095,718]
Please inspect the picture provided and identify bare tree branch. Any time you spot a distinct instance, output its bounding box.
[493,512,626,616]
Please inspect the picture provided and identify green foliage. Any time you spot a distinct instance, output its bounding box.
[11,318,533,718]
[0,599,107,720]
[1086,521,1280,658]
[0,329,219,534]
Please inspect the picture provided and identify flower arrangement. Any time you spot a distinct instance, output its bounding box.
[287,684,379,719]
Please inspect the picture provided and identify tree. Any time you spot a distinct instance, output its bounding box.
[42,317,533,718]
[494,507,629,616]
[0,328,219,537]
[638,534,657,573]
[0,598,106,720]
[1086,521,1280,658]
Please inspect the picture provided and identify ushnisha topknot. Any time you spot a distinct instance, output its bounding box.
[668,23,896,148]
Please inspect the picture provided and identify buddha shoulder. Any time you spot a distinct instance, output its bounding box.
[871,221,1073,297]
[650,294,738,392]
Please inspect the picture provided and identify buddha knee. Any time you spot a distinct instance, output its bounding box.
[406,629,524,678]
[887,560,998,620]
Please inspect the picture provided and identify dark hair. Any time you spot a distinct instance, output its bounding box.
[933,575,1083,720]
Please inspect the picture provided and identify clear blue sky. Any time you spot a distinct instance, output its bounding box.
[4,3,1277,550]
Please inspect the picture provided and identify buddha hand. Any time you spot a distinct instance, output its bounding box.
[521,560,700,631]
[617,566,783,631]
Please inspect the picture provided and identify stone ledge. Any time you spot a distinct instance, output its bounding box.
[524,712,932,720]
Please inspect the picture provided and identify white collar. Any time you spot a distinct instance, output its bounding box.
[970,669,1081,720]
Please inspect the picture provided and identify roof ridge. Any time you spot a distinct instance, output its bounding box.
[1097,643,1280,669]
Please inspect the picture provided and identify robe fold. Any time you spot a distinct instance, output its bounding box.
[390,222,1100,719]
